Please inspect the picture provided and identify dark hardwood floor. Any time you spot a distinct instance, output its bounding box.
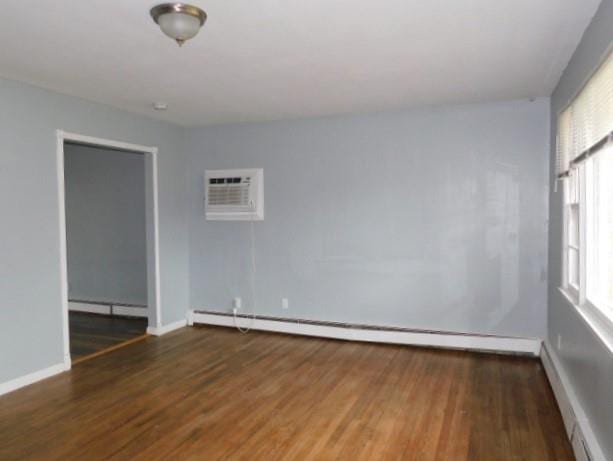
[69,311,148,360]
[0,326,573,460]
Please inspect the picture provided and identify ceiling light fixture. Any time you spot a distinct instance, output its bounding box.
[150,3,207,47]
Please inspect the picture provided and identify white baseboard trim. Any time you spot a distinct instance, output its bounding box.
[0,362,70,397]
[147,319,187,336]
[69,301,148,318]
[186,309,195,326]
[541,342,605,461]
[191,311,542,355]
[69,301,108,315]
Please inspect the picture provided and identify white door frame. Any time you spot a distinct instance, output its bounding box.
[56,130,162,367]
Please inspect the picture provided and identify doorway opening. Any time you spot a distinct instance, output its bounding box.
[56,131,161,366]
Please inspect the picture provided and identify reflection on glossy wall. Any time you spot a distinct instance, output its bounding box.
[187,98,550,338]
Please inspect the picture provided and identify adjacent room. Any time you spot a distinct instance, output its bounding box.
[63,142,150,361]
[0,1,611,460]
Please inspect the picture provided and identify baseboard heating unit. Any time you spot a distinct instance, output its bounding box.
[190,310,541,356]
[69,300,148,318]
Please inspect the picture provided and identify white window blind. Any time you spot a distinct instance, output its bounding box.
[557,51,613,177]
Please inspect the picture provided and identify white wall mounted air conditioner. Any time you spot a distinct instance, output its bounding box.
[204,168,264,221]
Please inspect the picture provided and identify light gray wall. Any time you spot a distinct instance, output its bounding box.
[0,78,188,385]
[64,144,147,306]
[186,98,550,338]
[548,0,613,458]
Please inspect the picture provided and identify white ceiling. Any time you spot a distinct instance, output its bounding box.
[0,0,601,126]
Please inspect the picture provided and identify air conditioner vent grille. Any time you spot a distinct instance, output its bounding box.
[204,169,264,221]
[207,180,250,207]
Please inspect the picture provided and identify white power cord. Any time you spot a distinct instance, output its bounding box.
[233,217,257,333]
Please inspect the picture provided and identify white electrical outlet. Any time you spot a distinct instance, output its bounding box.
[281,298,289,309]
[233,297,242,309]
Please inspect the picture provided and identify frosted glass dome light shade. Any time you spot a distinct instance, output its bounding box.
[150,3,207,46]
[158,12,200,43]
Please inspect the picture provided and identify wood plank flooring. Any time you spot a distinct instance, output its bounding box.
[69,311,148,360]
[0,326,573,460]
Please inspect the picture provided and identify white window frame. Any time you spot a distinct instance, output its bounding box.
[560,152,613,348]
[561,169,581,301]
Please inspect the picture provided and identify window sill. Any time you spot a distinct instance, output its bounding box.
[558,287,613,354]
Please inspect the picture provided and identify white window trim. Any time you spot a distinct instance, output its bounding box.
[561,171,580,301]
[560,162,613,353]
[558,288,613,354]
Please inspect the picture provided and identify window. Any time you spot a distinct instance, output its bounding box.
[558,52,613,329]
[585,148,613,312]
[562,151,613,313]
[562,169,580,295]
